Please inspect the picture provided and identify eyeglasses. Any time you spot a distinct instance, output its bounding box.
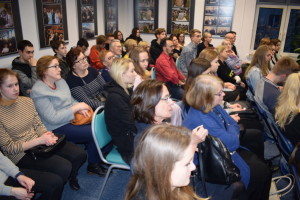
[47,64,61,69]
[75,56,87,64]
[215,89,224,97]
[161,95,172,101]
[106,55,115,60]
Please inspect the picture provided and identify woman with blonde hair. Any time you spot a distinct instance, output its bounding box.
[183,74,271,200]
[104,58,137,164]
[275,72,300,172]
[197,32,214,57]
[244,45,271,99]
[123,39,138,58]
[125,124,206,200]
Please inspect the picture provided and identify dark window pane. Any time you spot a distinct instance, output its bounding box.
[283,9,300,53]
[254,8,283,49]
[258,0,287,3]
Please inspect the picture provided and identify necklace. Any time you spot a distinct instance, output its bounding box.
[42,80,56,90]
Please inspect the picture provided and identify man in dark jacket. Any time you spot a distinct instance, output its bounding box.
[149,28,166,64]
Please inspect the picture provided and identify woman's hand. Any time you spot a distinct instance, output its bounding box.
[17,175,35,193]
[230,114,240,122]
[191,125,208,147]
[39,131,57,146]
[71,102,90,114]
[224,82,236,91]
[11,187,34,200]
[229,103,243,111]
[78,109,91,118]
[239,81,246,88]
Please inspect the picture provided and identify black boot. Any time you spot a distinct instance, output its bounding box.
[87,163,106,176]
[69,177,80,191]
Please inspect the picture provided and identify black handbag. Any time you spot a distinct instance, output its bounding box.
[25,133,66,160]
[198,134,241,185]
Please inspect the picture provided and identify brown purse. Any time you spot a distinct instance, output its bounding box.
[72,108,94,125]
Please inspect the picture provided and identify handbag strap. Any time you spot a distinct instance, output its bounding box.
[198,143,208,197]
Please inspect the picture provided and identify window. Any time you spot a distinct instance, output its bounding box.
[252,4,300,55]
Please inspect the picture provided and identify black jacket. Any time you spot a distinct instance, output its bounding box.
[104,80,136,164]
[150,39,162,64]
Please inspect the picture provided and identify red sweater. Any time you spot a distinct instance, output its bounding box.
[88,46,104,70]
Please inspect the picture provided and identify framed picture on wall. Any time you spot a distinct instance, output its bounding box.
[167,0,195,34]
[36,0,68,48]
[203,0,235,37]
[134,0,158,34]
[0,0,23,57]
[104,0,118,34]
[77,0,97,39]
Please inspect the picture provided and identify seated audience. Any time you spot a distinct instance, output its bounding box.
[155,38,186,100]
[197,32,213,57]
[222,39,243,76]
[99,50,115,82]
[177,32,185,46]
[125,28,143,43]
[66,48,106,110]
[270,38,281,65]
[104,58,137,164]
[76,38,89,55]
[179,29,202,77]
[113,30,125,55]
[183,74,271,200]
[0,68,86,195]
[104,33,114,50]
[275,72,300,175]
[245,45,272,100]
[169,34,183,60]
[225,31,238,55]
[30,56,106,176]
[88,35,106,70]
[123,39,137,58]
[199,48,241,102]
[256,57,299,114]
[124,124,206,200]
[11,40,38,97]
[150,28,166,63]
[51,40,69,79]
[109,39,123,58]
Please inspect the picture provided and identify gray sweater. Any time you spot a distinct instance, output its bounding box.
[0,151,20,196]
[31,79,78,131]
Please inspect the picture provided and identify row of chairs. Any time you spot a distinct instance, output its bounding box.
[252,95,300,198]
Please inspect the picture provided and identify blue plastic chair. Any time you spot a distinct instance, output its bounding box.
[91,106,130,199]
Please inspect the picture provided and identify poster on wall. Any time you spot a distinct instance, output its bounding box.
[203,0,235,37]
[0,0,22,57]
[36,0,68,48]
[104,0,118,34]
[77,0,97,39]
[134,0,158,34]
[167,0,195,34]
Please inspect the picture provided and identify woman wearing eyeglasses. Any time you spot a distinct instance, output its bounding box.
[183,74,271,200]
[31,56,108,179]
[66,48,106,110]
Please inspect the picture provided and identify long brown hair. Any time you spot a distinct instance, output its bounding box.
[245,45,271,77]
[124,124,204,200]
[130,46,149,79]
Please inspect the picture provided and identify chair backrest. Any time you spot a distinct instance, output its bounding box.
[150,67,156,79]
[92,106,112,149]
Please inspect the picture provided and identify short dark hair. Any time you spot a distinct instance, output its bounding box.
[77,38,89,48]
[154,28,166,38]
[132,79,165,124]
[228,31,236,35]
[160,38,172,47]
[17,40,33,51]
[66,47,82,71]
[50,40,66,53]
[96,35,106,45]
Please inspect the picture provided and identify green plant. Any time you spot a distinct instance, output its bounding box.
[295,48,300,65]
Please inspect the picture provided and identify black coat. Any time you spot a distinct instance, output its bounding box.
[104,80,136,164]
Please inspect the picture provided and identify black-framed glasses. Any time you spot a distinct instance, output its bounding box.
[75,56,87,64]
[161,95,172,101]
[47,64,60,69]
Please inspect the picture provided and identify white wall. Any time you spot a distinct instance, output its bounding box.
[0,0,257,68]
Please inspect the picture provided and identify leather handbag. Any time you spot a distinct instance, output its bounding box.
[25,133,66,160]
[72,109,94,125]
[198,134,241,185]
